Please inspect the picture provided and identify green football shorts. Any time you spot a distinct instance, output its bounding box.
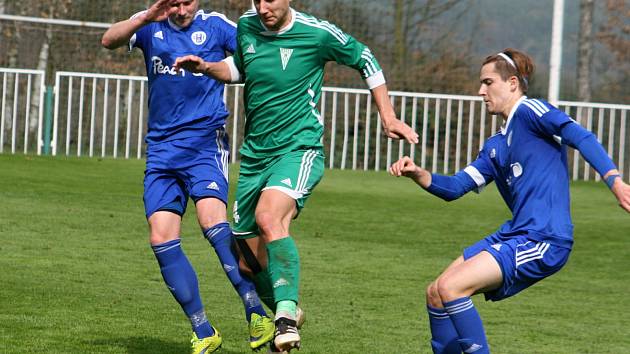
[232,148,324,238]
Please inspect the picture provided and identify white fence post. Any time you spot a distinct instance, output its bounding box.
[0,68,45,155]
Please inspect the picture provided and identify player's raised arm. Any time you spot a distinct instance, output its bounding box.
[318,22,418,144]
[101,0,177,49]
[372,84,419,144]
[172,55,237,83]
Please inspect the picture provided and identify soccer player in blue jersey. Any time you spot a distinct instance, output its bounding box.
[101,1,274,353]
[390,48,630,353]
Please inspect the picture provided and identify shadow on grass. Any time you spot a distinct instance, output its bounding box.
[88,336,241,354]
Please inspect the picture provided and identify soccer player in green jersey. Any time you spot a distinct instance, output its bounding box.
[174,0,419,351]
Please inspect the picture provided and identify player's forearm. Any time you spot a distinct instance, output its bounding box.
[426,171,478,202]
[101,17,148,49]
[200,61,233,83]
[371,84,396,123]
[575,134,617,179]
[409,167,432,189]
[172,55,235,82]
[560,122,616,178]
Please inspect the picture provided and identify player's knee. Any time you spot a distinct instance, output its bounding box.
[435,276,460,302]
[199,218,224,231]
[196,198,227,230]
[197,208,227,230]
[149,231,178,245]
[255,211,281,238]
[425,281,442,307]
[148,215,180,245]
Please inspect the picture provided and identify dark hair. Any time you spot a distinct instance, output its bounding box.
[482,48,534,93]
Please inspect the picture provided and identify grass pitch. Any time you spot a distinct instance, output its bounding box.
[0,154,628,353]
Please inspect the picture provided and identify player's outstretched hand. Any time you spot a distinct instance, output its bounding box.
[173,55,207,74]
[611,178,630,213]
[382,119,419,144]
[390,156,431,188]
[389,155,421,179]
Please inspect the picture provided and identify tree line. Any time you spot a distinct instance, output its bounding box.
[0,0,628,103]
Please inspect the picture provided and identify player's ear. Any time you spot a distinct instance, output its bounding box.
[510,76,519,91]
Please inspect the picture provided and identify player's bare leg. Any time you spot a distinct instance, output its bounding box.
[256,189,301,352]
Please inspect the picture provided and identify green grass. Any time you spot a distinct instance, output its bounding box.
[0,154,629,353]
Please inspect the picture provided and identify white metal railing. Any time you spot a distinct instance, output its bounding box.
[318,87,488,174]
[52,71,147,158]
[2,68,629,183]
[558,101,629,182]
[0,14,110,29]
[0,68,46,155]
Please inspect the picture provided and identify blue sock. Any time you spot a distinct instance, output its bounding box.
[204,222,267,322]
[427,306,461,354]
[152,239,214,339]
[443,297,489,354]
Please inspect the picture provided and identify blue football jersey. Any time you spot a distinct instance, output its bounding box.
[130,10,236,143]
[464,96,576,248]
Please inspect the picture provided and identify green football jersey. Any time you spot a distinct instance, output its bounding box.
[233,8,384,158]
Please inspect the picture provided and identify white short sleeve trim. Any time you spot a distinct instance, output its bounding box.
[464,166,486,187]
[222,56,242,83]
[365,71,386,90]
[128,10,146,52]
[128,33,137,52]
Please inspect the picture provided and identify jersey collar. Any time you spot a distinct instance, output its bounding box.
[259,8,296,36]
[167,17,184,31]
[501,95,527,135]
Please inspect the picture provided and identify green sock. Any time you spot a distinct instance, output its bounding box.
[252,269,276,312]
[267,237,300,307]
[276,300,297,319]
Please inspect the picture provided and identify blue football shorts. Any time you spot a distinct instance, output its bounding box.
[143,128,229,218]
[463,233,571,301]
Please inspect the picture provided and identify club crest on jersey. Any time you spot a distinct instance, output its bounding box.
[191,31,207,45]
[511,162,523,178]
[280,48,293,70]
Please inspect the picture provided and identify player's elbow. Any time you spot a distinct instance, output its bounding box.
[441,195,460,202]
[101,33,121,50]
[438,192,464,202]
[101,36,114,50]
